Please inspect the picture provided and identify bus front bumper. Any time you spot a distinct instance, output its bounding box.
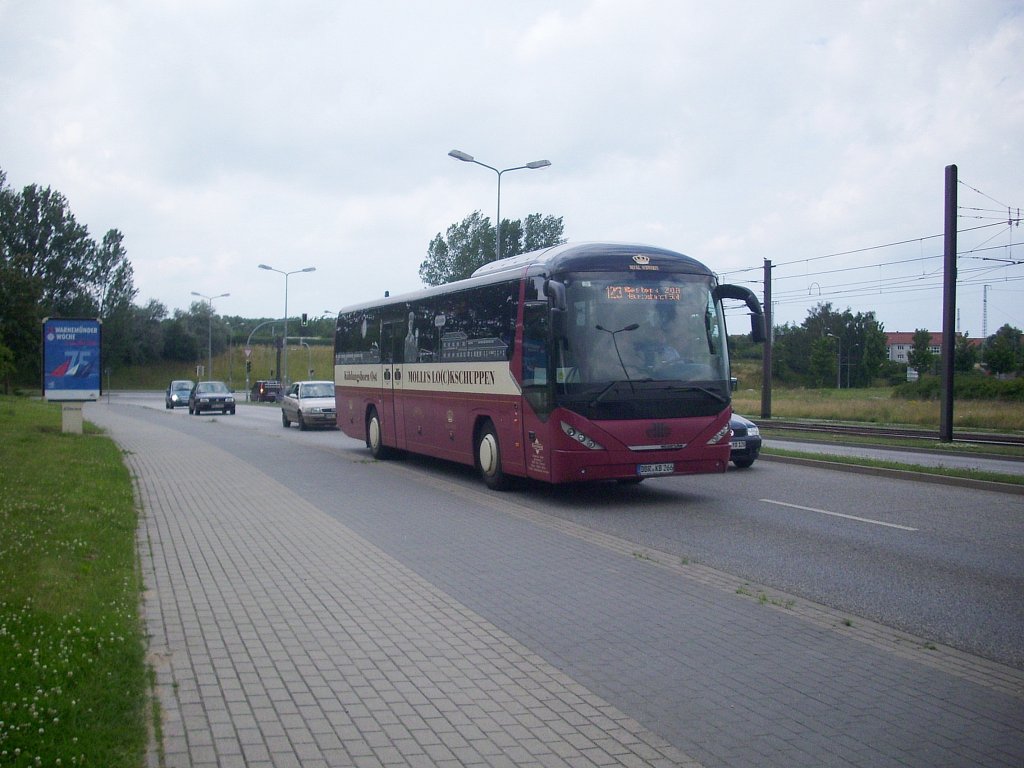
[550,449,729,483]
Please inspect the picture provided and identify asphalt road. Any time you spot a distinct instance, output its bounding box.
[119,391,1024,670]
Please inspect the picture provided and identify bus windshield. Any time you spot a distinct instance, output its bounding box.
[553,271,731,411]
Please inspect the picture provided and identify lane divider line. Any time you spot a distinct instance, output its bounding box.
[760,499,918,531]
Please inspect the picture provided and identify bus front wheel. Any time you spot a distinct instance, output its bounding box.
[477,421,510,491]
[367,408,391,460]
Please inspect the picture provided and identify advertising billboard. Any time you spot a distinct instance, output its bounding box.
[42,317,102,401]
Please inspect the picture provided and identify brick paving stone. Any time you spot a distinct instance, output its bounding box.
[93,403,701,767]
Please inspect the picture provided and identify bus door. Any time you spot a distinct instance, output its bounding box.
[379,318,408,451]
[520,301,554,482]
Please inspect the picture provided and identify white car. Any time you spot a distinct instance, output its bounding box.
[280,380,337,430]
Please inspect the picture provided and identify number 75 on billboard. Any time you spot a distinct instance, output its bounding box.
[42,317,102,401]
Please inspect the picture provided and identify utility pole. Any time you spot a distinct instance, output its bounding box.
[940,164,957,442]
[761,259,773,419]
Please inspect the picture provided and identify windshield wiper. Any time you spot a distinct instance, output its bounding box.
[595,323,639,393]
[663,384,729,403]
[589,380,626,408]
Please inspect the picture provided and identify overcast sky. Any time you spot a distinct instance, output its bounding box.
[3,1,1022,337]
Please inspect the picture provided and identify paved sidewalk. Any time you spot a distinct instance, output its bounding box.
[87,403,699,767]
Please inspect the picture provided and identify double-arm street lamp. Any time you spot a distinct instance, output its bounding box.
[258,264,316,385]
[191,291,229,380]
[448,149,551,262]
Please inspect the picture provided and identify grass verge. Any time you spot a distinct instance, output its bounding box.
[763,446,1024,487]
[0,396,150,767]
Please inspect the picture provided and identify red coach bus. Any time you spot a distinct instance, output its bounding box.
[334,242,764,489]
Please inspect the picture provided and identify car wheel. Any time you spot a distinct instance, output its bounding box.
[281,411,290,428]
[188,405,193,414]
[477,420,510,491]
[732,458,755,469]
[298,412,307,431]
[366,408,391,460]
[229,408,236,415]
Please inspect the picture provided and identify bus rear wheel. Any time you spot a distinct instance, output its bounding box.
[367,408,391,460]
[477,421,510,491]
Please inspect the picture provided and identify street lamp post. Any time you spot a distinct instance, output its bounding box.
[191,291,229,381]
[258,264,316,385]
[448,149,551,262]
[827,332,842,389]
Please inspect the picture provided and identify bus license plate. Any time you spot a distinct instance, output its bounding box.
[638,462,675,477]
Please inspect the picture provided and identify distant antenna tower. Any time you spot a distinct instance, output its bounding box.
[983,284,990,338]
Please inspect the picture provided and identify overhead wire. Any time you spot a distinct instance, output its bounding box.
[717,179,1021,330]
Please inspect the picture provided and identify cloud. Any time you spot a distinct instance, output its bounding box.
[1,0,1021,334]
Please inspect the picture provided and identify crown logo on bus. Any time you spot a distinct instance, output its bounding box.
[632,255,651,265]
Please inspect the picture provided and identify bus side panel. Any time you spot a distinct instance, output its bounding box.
[335,365,383,444]
[520,408,554,482]
[398,362,527,474]
[473,397,527,478]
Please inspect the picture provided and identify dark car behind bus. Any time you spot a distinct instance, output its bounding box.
[251,380,282,402]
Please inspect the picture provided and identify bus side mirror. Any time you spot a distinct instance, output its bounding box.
[544,279,566,311]
[714,284,766,343]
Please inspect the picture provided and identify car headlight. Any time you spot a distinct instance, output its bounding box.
[746,425,759,437]
[309,406,323,413]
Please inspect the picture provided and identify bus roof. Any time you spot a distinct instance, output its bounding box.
[470,241,714,280]
[337,242,715,315]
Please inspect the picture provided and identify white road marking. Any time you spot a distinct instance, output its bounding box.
[760,499,918,531]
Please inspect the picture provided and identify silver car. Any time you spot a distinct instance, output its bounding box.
[281,380,337,430]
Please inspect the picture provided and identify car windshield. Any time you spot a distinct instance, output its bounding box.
[197,382,229,394]
[172,382,192,390]
[301,384,334,398]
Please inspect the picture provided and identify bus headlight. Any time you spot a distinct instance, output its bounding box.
[705,423,732,445]
[561,421,604,450]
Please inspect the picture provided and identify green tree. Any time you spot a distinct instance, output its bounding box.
[419,211,565,286]
[983,324,1022,375]
[0,171,110,382]
[521,213,566,254]
[124,299,167,366]
[907,328,936,376]
[770,302,887,387]
[809,336,838,387]
[162,309,202,362]
[0,341,14,394]
[93,229,140,369]
[420,211,493,286]
[953,332,979,373]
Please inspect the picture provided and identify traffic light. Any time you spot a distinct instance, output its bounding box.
[301,312,308,327]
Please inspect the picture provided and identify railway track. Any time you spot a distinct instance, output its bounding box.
[759,419,1024,450]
